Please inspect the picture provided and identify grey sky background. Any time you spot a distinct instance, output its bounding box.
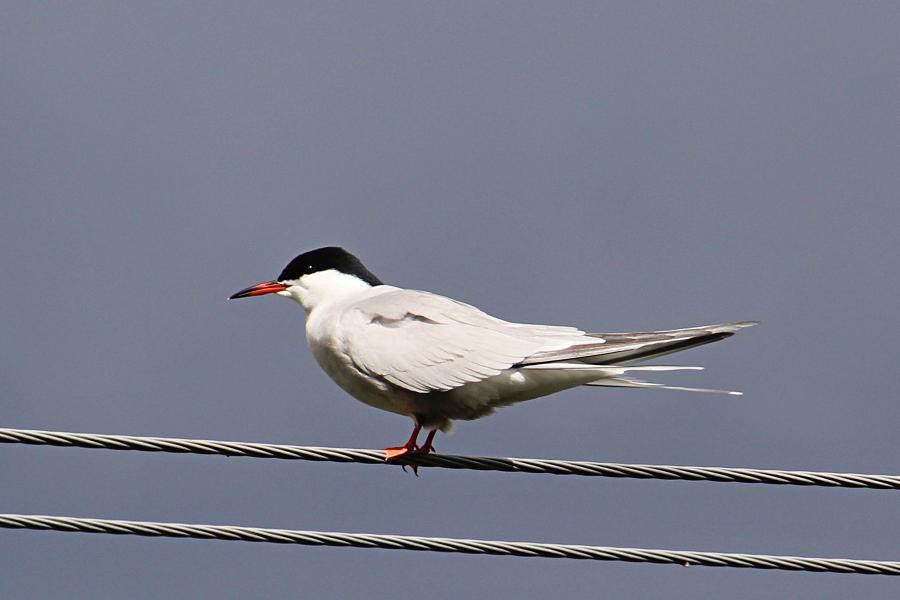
[2,3,899,598]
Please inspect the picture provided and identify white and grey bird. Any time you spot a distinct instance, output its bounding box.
[230,247,756,462]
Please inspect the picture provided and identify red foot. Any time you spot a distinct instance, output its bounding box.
[404,439,437,475]
[383,423,422,462]
[383,426,438,476]
[383,446,415,460]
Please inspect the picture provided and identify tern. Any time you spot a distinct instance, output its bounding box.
[230,247,756,463]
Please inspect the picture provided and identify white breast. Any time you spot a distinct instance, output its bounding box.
[304,292,419,418]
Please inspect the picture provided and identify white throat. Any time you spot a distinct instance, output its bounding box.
[280,269,374,312]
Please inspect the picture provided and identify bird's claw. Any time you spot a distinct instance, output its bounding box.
[385,444,435,476]
[383,446,415,460]
[384,426,437,476]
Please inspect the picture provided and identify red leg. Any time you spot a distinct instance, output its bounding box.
[401,429,438,476]
[415,429,438,456]
[383,422,421,460]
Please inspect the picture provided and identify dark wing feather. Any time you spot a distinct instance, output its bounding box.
[518,321,757,366]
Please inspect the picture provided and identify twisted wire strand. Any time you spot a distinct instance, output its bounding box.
[2,427,899,490]
[1,514,898,576]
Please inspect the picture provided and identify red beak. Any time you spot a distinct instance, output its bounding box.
[229,280,289,300]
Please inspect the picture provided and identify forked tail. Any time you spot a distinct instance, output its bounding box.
[584,368,743,396]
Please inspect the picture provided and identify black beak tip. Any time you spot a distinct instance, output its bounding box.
[228,286,255,300]
[228,281,286,301]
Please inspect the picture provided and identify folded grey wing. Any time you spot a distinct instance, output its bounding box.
[341,290,582,393]
[519,321,758,366]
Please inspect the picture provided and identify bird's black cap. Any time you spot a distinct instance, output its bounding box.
[278,247,383,286]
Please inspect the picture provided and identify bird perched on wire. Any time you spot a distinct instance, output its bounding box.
[230,247,756,466]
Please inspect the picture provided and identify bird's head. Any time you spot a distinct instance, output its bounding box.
[229,246,382,312]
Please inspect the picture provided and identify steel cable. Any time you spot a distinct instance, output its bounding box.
[2,427,899,490]
[1,514,898,576]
